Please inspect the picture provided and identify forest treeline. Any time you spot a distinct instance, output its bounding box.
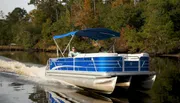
[0,0,179,54]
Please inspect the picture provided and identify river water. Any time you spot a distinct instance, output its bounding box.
[0,51,179,103]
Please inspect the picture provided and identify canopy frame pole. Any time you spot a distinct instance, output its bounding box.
[69,44,71,53]
[56,48,59,57]
[108,39,116,53]
[62,35,74,55]
[113,39,116,53]
[113,45,115,53]
[53,39,64,57]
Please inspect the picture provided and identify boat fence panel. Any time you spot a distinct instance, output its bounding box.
[92,57,123,72]
[123,56,149,72]
[124,61,139,71]
[49,56,123,72]
[48,55,149,72]
[140,57,149,71]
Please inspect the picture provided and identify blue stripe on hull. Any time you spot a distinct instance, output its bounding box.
[49,56,149,72]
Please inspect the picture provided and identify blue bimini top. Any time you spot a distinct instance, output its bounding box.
[53,28,120,40]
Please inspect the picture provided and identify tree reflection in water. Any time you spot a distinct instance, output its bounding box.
[29,86,48,103]
[150,57,180,103]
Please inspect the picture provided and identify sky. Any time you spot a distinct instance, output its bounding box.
[0,0,35,17]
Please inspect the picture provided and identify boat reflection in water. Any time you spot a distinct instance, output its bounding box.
[110,88,152,103]
[45,85,152,103]
[45,86,112,103]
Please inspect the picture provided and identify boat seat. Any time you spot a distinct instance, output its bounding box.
[75,53,118,57]
[118,53,149,58]
[118,53,149,61]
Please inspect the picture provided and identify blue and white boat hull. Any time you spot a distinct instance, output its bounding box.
[45,53,156,94]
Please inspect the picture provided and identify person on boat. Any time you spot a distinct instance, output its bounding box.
[68,47,80,57]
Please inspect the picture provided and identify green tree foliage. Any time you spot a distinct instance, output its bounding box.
[13,22,41,49]
[29,0,67,22]
[0,8,28,45]
[141,0,178,54]
[6,7,27,23]
[122,0,180,54]
[0,20,11,45]
[51,10,71,33]
[41,18,53,49]
[1,7,42,49]
[29,9,47,26]
[0,0,179,54]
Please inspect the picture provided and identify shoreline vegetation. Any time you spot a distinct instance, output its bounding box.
[0,45,179,58]
[0,45,56,52]
[160,54,180,58]
[0,0,180,55]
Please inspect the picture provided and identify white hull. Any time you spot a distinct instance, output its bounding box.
[46,71,117,94]
[45,70,156,94]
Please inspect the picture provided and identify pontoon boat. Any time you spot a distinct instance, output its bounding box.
[45,28,156,94]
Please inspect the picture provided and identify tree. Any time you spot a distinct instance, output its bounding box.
[0,20,12,45]
[6,7,27,23]
[141,0,178,54]
[29,0,67,22]
[29,9,47,26]
[0,10,5,19]
[73,0,99,29]
[41,18,53,49]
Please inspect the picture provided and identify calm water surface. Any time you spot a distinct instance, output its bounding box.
[0,51,179,103]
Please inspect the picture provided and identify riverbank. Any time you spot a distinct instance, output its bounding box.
[0,45,57,52]
[0,45,24,51]
[159,54,180,58]
[0,45,179,58]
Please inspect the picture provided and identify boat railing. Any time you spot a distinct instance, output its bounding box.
[48,54,149,72]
